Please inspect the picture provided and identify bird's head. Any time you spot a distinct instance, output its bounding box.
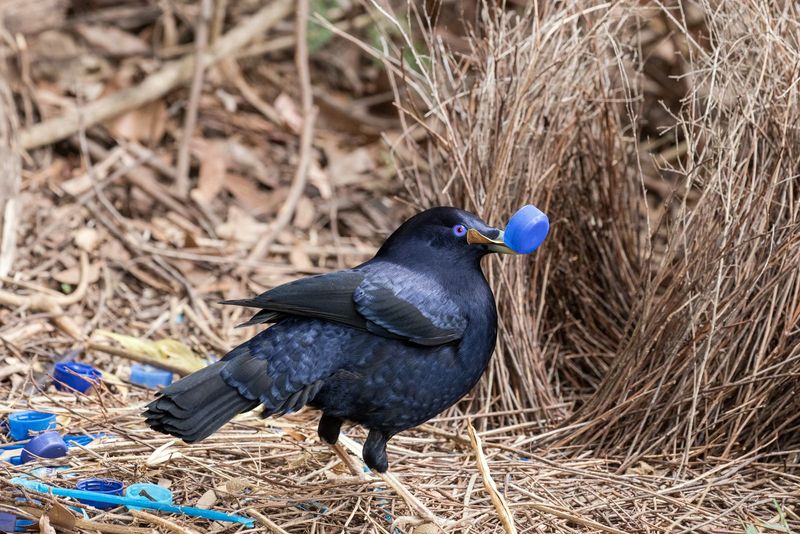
[375,207,516,266]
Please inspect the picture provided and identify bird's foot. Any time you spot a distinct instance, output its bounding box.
[318,414,342,445]
[363,429,389,473]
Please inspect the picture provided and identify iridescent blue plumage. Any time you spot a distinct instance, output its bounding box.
[144,207,505,472]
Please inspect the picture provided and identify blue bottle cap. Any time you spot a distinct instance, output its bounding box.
[53,362,102,393]
[130,364,174,389]
[503,204,550,254]
[7,411,57,441]
[20,431,68,464]
[75,478,125,510]
[125,483,173,510]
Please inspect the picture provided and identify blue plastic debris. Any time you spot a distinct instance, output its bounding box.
[11,477,255,527]
[2,433,103,465]
[503,204,550,254]
[19,431,68,464]
[7,411,57,441]
[130,363,174,388]
[0,512,16,533]
[125,483,173,511]
[76,478,125,510]
[53,362,102,393]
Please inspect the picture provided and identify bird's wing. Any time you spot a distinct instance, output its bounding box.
[353,263,466,346]
[222,271,367,329]
[223,265,466,346]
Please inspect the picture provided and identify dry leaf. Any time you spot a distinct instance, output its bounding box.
[308,161,332,199]
[53,262,101,286]
[105,100,167,144]
[274,93,303,134]
[223,173,277,216]
[221,479,252,494]
[289,248,313,270]
[94,330,207,372]
[47,500,76,530]
[95,330,160,360]
[327,147,374,187]
[195,489,217,510]
[293,196,315,230]
[39,514,56,534]
[216,206,269,244]
[146,440,183,466]
[190,139,229,205]
[74,227,100,252]
[227,141,278,188]
[75,24,149,57]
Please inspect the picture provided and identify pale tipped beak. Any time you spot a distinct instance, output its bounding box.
[466,228,516,254]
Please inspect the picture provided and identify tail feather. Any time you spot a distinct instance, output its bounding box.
[143,361,259,443]
[144,327,331,443]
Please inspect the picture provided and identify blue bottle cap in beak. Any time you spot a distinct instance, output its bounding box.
[503,204,549,254]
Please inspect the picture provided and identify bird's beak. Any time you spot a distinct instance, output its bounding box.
[466,228,516,254]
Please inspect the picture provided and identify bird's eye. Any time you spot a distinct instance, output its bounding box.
[452,224,467,237]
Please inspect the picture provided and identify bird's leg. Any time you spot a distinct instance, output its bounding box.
[363,429,389,473]
[318,413,342,444]
[319,414,364,478]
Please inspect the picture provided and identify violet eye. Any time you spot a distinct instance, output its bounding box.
[452,224,467,237]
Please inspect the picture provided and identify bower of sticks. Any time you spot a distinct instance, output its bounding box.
[1,1,798,532]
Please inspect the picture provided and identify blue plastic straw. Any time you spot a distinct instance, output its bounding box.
[10,477,254,527]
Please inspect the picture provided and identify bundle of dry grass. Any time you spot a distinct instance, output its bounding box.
[384,0,800,466]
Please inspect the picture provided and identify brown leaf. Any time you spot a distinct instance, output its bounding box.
[195,489,217,510]
[190,139,229,205]
[39,514,56,534]
[53,262,101,286]
[47,500,76,530]
[289,248,313,270]
[216,206,269,244]
[223,173,277,216]
[75,24,149,57]
[105,100,167,144]
[74,227,100,252]
[293,196,315,230]
[327,147,375,187]
[222,479,253,495]
[274,93,303,134]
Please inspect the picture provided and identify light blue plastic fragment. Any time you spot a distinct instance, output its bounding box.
[10,477,254,527]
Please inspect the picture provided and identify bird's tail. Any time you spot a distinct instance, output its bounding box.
[143,361,260,443]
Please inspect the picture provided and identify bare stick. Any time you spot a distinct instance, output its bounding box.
[248,509,290,534]
[0,251,90,339]
[467,422,518,534]
[244,0,315,265]
[19,0,293,150]
[129,510,196,534]
[337,434,450,528]
[175,0,212,198]
[0,74,20,278]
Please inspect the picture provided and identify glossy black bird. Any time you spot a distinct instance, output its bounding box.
[144,207,520,472]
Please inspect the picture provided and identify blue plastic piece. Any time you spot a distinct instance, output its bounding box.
[503,204,550,254]
[11,477,255,527]
[0,512,16,533]
[53,362,102,393]
[2,434,102,464]
[8,411,57,441]
[130,364,174,388]
[125,483,173,510]
[20,431,68,464]
[76,478,124,510]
